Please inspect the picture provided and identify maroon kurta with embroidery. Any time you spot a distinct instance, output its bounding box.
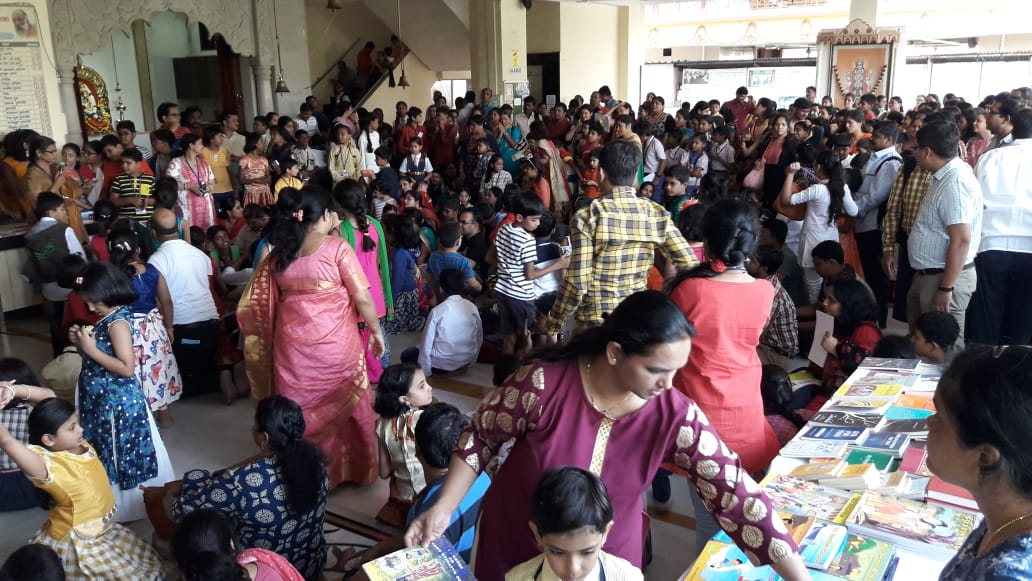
[456,358,798,580]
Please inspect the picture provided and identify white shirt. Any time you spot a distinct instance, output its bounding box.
[908,157,982,270]
[418,295,482,376]
[791,183,858,268]
[225,131,246,159]
[295,116,319,135]
[708,140,735,172]
[28,217,84,302]
[642,135,667,180]
[975,137,1032,254]
[358,130,381,175]
[148,239,218,325]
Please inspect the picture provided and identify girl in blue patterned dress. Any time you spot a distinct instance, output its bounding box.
[70,261,175,523]
[107,227,182,428]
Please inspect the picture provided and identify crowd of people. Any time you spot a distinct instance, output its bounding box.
[0,78,1031,580]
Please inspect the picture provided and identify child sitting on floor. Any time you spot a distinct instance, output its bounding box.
[819,276,882,392]
[406,269,483,377]
[0,360,52,512]
[760,364,814,446]
[373,363,434,528]
[0,397,164,579]
[910,311,960,365]
[506,467,643,581]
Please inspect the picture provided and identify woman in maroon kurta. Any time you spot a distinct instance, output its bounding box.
[404,291,810,580]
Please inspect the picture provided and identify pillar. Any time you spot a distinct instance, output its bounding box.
[56,64,80,144]
[132,21,155,132]
[849,0,883,26]
[469,0,527,99]
[618,5,645,104]
[253,63,275,115]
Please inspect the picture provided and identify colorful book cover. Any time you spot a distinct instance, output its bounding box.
[789,461,845,481]
[780,439,849,459]
[679,539,841,581]
[834,383,905,400]
[926,476,978,511]
[854,431,911,457]
[844,450,898,472]
[362,538,471,581]
[852,369,917,385]
[857,357,920,371]
[777,511,816,544]
[810,411,885,429]
[823,533,896,581]
[893,394,935,411]
[759,474,861,524]
[843,490,982,560]
[882,406,934,420]
[798,425,869,443]
[898,443,931,476]
[797,521,849,570]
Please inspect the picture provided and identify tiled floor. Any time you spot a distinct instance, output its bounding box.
[4,306,853,580]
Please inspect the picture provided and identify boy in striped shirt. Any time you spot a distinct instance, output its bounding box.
[488,193,569,354]
[109,147,157,223]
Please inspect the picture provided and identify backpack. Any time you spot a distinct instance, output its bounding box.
[22,222,70,285]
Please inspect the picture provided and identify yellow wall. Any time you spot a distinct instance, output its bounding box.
[526,1,560,54]
[305,2,394,102]
[558,3,621,103]
[361,53,442,115]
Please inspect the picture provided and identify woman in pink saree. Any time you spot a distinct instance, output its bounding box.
[237,186,386,488]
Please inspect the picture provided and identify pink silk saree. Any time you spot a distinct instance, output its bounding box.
[238,236,378,488]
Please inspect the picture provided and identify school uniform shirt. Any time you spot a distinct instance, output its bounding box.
[148,239,218,325]
[295,116,319,135]
[110,173,157,221]
[418,295,483,376]
[708,141,735,172]
[506,551,643,581]
[532,240,562,297]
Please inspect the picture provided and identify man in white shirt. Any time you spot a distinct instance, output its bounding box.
[24,193,84,356]
[853,120,902,327]
[149,209,221,396]
[967,108,1032,346]
[906,121,982,348]
[409,269,482,376]
[221,111,245,161]
[295,103,320,135]
[986,93,1017,151]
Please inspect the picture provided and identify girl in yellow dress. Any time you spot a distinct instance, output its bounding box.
[0,394,164,580]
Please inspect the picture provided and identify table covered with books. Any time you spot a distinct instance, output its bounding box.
[680,357,981,580]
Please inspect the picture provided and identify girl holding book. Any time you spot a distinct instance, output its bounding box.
[819,277,882,392]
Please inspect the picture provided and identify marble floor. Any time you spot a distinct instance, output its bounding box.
[11,305,901,579]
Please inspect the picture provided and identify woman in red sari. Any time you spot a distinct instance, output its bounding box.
[404,290,809,581]
[237,185,386,488]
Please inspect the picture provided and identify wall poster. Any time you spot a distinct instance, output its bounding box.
[831,44,891,108]
[0,3,53,136]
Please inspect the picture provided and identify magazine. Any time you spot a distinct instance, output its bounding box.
[842,490,982,560]
[362,538,471,581]
[857,358,920,371]
[810,411,885,429]
[759,474,860,524]
[823,533,896,581]
[679,538,841,580]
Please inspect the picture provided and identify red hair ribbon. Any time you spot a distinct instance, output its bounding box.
[710,259,727,273]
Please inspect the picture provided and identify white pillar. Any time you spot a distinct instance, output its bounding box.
[849,0,882,27]
[253,63,274,115]
[56,64,80,144]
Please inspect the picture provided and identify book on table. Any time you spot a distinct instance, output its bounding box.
[362,538,470,581]
[857,357,920,371]
[925,476,978,511]
[897,442,930,476]
[892,394,935,411]
[844,449,899,473]
[798,425,870,444]
[841,490,982,561]
[832,382,905,401]
[810,410,886,429]
[852,431,911,458]
[818,463,882,491]
[789,460,846,481]
[780,439,849,459]
[759,474,861,524]
[822,399,892,414]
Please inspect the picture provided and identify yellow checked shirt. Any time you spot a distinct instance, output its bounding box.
[544,186,698,335]
[881,165,932,254]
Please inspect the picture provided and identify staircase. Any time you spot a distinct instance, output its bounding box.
[357,0,471,72]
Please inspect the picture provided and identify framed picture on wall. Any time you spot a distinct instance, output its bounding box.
[747,68,776,87]
[831,44,892,107]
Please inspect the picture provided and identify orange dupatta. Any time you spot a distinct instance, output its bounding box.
[236,254,278,399]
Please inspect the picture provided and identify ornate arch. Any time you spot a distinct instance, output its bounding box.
[48,0,257,68]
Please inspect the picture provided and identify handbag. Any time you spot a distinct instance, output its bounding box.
[743,166,764,192]
[773,178,807,221]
